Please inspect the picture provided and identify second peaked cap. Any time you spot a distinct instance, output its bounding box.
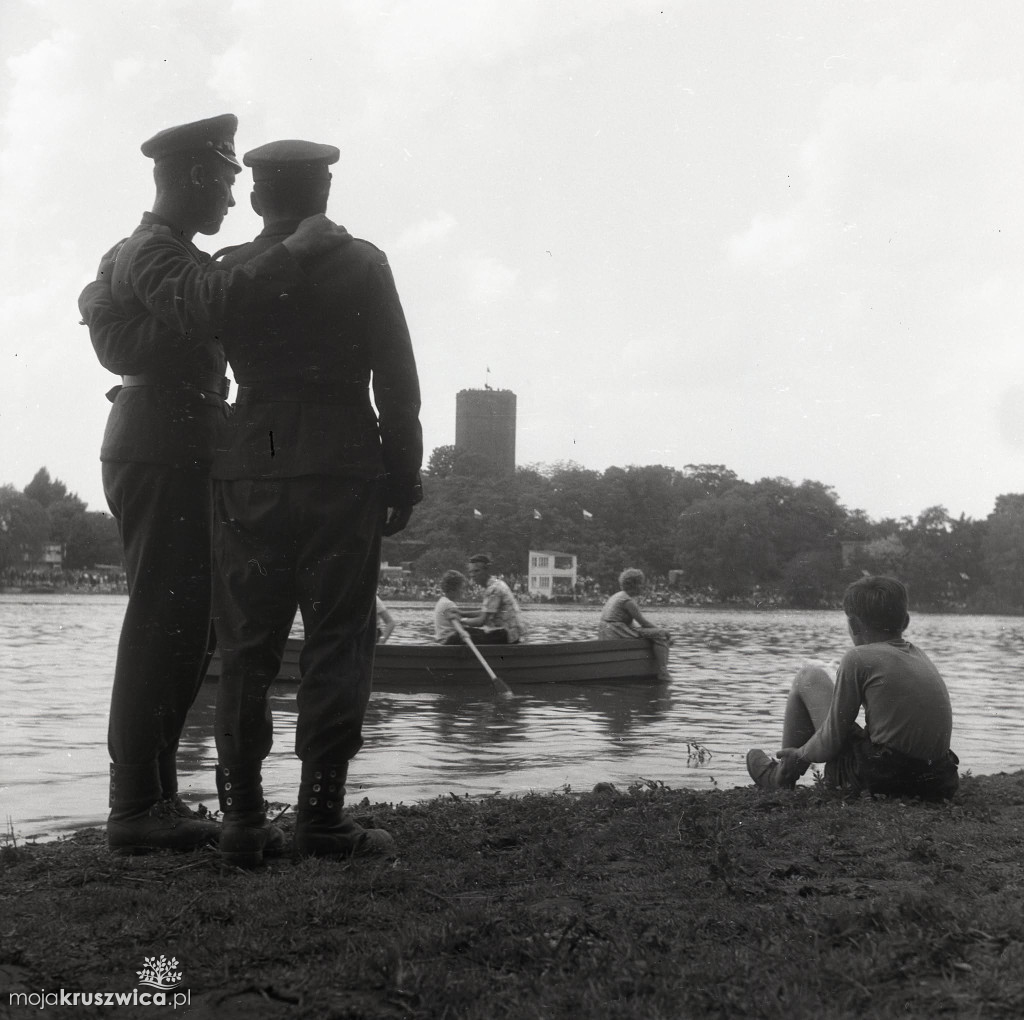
[243,140,340,182]
[140,113,242,171]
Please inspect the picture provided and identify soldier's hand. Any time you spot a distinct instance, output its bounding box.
[282,214,351,258]
[382,505,414,537]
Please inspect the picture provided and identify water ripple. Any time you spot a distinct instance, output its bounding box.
[3,595,1023,839]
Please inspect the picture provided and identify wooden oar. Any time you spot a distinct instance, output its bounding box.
[452,619,514,698]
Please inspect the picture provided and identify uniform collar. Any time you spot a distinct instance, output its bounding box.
[256,219,304,240]
[141,211,200,248]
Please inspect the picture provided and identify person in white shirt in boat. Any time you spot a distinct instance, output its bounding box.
[433,570,469,644]
[745,575,959,800]
[598,568,673,682]
[461,554,526,644]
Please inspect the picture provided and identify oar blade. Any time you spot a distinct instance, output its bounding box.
[493,676,514,699]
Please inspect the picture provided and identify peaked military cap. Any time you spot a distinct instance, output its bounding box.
[243,139,340,182]
[140,114,242,171]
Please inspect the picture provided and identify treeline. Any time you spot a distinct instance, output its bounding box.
[0,468,121,573]
[6,458,1024,614]
[383,448,1024,614]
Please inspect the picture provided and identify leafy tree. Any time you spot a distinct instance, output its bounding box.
[680,464,740,500]
[982,494,1024,612]
[80,511,123,569]
[24,467,71,509]
[424,445,458,478]
[0,485,48,570]
[408,546,467,581]
[850,535,907,577]
[781,549,842,608]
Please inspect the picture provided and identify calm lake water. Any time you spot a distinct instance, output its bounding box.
[2,592,1022,841]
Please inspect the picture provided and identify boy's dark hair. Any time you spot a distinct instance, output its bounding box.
[842,575,908,635]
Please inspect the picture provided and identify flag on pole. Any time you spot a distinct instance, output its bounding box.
[533,509,542,520]
[582,509,593,520]
[473,508,483,519]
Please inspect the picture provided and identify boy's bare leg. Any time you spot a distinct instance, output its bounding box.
[781,663,834,748]
[747,663,833,789]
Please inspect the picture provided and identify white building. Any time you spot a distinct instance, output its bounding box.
[527,549,577,599]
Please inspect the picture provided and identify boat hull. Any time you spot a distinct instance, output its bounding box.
[206,638,661,687]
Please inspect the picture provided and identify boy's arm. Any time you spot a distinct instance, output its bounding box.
[625,598,655,629]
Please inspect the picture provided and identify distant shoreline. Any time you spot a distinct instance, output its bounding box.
[4,587,1022,616]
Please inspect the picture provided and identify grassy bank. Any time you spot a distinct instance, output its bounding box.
[2,771,1023,1019]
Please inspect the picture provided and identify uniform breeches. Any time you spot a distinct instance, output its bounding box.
[102,460,213,765]
[212,476,383,765]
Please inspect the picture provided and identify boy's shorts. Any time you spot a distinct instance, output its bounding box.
[824,726,959,801]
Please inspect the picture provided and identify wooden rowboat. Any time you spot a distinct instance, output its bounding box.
[205,637,662,688]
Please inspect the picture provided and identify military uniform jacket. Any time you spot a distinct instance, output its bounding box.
[211,221,423,507]
[80,212,304,466]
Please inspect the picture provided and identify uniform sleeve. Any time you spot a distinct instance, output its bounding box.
[79,278,182,375]
[366,252,423,506]
[798,651,864,762]
[111,231,305,336]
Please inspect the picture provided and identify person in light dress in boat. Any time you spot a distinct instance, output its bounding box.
[461,553,526,644]
[598,568,673,682]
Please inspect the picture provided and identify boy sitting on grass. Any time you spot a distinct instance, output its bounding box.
[747,575,959,800]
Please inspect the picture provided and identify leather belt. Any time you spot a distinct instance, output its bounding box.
[236,382,366,404]
[121,373,231,400]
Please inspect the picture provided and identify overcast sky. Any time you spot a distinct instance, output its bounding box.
[2,0,1023,523]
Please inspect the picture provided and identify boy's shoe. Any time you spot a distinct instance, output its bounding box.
[746,749,788,790]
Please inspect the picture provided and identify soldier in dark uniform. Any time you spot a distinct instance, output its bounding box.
[209,140,423,867]
[78,116,349,855]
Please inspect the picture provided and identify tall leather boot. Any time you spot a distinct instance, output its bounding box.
[294,762,395,859]
[216,762,285,868]
[108,761,220,855]
[158,743,207,819]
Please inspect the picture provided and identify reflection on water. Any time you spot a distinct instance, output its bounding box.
[2,594,1023,840]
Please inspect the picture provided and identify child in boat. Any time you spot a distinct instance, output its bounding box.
[598,568,673,682]
[376,596,396,644]
[434,570,469,644]
[746,575,959,800]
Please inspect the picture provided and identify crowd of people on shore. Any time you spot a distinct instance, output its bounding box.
[4,563,730,608]
[1,566,127,593]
